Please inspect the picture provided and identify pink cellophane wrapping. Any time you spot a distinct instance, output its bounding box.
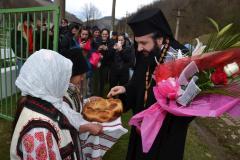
[129,90,240,153]
[129,48,240,153]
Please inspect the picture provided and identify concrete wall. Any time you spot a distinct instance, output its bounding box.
[0,66,17,100]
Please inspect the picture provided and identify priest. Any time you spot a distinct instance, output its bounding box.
[107,8,193,160]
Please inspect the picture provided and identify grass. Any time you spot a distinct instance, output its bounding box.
[0,94,18,159]
[0,119,12,160]
[0,94,19,121]
[184,123,217,160]
[195,117,240,160]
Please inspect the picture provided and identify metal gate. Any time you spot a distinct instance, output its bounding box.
[0,5,60,120]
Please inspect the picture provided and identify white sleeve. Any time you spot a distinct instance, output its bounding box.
[61,102,89,131]
[83,98,90,105]
[21,128,62,160]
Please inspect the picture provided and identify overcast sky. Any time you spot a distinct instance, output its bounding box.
[66,0,157,19]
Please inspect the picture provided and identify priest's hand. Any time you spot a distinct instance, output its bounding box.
[88,96,102,102]
[107,86,126,98]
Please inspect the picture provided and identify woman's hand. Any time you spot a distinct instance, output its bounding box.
[114,43,122,51]
[107,86,126,98]
[79,123,103,135]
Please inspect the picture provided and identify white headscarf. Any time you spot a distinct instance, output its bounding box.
[15,49,72,111]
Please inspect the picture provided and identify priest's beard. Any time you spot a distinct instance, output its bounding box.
[141,41,161,57]
[149,43,162,59]
[142,42,162,67]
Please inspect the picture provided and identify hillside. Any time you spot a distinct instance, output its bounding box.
[84,16,119,30]
[120,0,240,42]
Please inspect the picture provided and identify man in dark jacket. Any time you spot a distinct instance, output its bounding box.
[108,8,193,160]
[58,22,80,53]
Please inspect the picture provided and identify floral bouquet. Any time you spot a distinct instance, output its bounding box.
[129,19,240,153]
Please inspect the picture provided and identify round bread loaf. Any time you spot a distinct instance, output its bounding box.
[82,98,123,123]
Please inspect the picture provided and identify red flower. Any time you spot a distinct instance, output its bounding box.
[49,150,56,160]
[36,143,47,160]
[35,132,44,142]
[23,134,34,153]
[27,155,34,160]
[211,68,228,85]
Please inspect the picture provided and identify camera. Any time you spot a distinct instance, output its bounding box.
[101,41,107,46]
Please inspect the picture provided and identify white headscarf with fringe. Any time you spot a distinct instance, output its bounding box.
[16,49,72,110]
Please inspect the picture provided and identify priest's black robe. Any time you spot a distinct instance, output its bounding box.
[121,45,194,160]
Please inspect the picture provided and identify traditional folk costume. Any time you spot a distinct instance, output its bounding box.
[61,48,127,160]
[11,49,85,160]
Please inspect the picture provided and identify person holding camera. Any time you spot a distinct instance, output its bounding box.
[96,28,112,97]
[78,26,91,57]
[109,33,132,88]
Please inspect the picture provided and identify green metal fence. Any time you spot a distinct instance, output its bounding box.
[0,5,60,121]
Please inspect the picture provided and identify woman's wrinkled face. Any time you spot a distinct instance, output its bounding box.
[101,30,109,41]
[70,74,85,86]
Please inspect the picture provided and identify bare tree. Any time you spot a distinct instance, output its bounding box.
[80,3,101,26]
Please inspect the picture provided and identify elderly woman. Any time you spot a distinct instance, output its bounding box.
[10,49,102,160]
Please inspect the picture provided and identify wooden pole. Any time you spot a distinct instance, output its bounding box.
[111,0,116,31]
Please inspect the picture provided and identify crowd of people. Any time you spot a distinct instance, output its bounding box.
[11,14,136,98]
[58,19,135,98]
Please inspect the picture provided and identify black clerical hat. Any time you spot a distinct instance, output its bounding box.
[127,8,173,37]
[61,48,88,76]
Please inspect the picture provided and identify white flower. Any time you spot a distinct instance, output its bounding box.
[224,62,239,77]
[192,38,206,55]
[177,49,184,59]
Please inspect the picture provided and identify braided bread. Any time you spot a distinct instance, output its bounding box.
[82,98,123,123]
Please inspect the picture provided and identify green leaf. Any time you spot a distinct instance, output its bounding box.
[207,17,219,32]
[222,34,240,49]
[214,36,231,50]
[230,41,240,48]
[204,33,217,52]
[217,23,233,37]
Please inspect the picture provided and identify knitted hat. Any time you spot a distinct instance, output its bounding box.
[61,48,88,76]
